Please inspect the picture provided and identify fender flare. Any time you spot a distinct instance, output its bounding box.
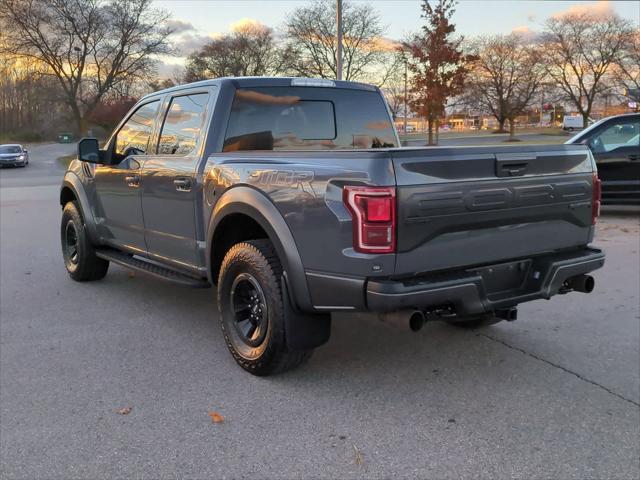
[60,172,99,243]
[206,186,313,312]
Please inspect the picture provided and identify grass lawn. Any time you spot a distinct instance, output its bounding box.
[57,154,76,168]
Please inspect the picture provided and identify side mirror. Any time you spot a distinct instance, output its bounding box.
[78,137,105,164]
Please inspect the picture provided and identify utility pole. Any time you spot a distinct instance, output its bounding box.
[336,0,343,81]
[403,57,408,134]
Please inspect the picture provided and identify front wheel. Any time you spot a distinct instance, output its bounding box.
[217,239,312,376]
[61,201,109,281]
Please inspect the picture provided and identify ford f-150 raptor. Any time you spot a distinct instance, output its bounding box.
[60,77,605,375]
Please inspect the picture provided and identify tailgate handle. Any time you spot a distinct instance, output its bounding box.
[496,161,529,177]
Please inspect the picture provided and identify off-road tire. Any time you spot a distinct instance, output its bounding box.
[61,201,109,281]
[217,239,312,376]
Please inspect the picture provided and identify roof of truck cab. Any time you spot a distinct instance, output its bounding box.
[140,77,378,101]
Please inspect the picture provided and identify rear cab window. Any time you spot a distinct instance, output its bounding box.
[223,86,398,151]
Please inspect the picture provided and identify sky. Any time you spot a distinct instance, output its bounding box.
[154,0,640,75]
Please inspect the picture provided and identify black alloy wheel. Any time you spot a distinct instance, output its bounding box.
[230,273,268,347]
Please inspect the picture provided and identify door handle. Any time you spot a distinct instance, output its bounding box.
[125,174,140,187]
[173,177,192,191]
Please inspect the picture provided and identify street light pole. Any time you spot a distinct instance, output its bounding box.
[336,0,343,81]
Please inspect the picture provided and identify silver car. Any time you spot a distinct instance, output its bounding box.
[0,144,29,167]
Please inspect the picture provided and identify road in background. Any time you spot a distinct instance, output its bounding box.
[0,142,75,189]
[1,142,638,478]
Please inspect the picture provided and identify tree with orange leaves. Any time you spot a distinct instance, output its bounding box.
[403,0,473,145]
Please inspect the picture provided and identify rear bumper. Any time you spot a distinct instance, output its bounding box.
[366,247,605,315]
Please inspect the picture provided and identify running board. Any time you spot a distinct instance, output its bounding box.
[95,249,210,288]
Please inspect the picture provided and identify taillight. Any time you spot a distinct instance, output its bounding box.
[592,172,601,225]
[343,186,396,253]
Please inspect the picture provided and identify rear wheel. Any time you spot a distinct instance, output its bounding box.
[217,239,312,376]
[61,201,109,281]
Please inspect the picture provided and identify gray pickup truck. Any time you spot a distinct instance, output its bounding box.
[60,77,605,375]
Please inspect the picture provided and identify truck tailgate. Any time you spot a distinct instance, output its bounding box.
[392,145,595,275]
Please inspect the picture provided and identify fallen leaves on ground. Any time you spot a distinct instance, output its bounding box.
[208,411,224,424]
[353,444,364,466]
[116,406,132,415]
[128,271,136,278]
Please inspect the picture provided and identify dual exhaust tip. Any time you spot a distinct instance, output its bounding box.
[376,274,595,332]
[379,306,518,331]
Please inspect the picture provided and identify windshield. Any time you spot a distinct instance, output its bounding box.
[0,146,22,154]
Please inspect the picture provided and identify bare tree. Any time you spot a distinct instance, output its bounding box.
[0,0,172,135]
[284,0,398,85]
[0,52,66,138]
[468,35,544,139]
[613,29,640,95]
[542,11,633,126]
[184,23,284,81]
[382,82,405,120]
[403,0,472,145]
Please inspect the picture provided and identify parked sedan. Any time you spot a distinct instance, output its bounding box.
[0,144,29,167]
[566,113,639,205]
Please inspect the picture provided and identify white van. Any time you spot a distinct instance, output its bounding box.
[562,115,590,131]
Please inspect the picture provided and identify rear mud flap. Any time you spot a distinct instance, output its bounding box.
[282,276,331,351]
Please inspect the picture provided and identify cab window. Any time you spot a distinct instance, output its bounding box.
[588,119,640,154]
[223,87,398,151]
[114,101,160,156]
[157,93,209,156]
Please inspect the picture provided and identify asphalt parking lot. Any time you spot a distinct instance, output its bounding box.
[1,143,639,478]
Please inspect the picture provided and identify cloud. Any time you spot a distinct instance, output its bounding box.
[168,18,271,58]
[512,25,538,40]
[551,1,614,20]
[173,32,218,56]
[370,37,402,53]
[229,18,271,34]
[165,19,196,34]
[155,60,184,80]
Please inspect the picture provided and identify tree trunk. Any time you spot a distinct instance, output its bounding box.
[427,118,434,146]
[497,118,506,133]
[509,118,516,140]
[581,111,590,129]
[69,101,89,137]
[435,117,440,145]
